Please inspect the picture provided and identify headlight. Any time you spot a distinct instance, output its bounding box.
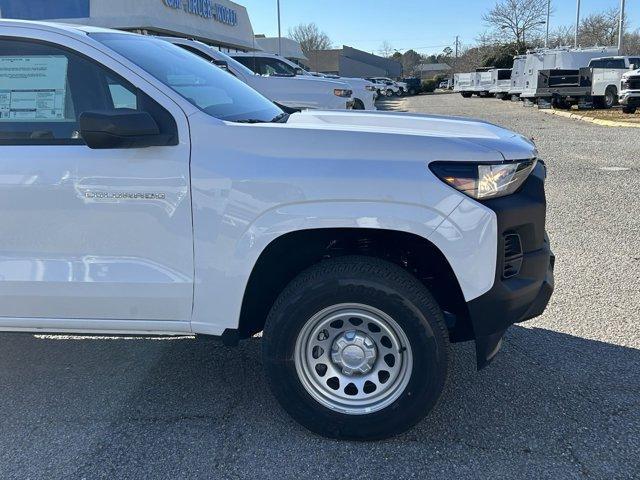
[429,159,537,200]
[334,88,352,98]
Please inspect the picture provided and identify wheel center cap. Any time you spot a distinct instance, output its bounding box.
[331,330,377,375]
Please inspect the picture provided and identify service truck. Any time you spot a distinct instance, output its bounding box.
[0,20,555,440]
[535,55,640,109]
[489,68,513,99]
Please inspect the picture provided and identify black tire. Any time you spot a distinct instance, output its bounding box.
[385,89,394,97]
[552,96,571,110]
[603,86,618,109]
[622,105,637,114]
[262,256,450,440]
[461,92,472,98]
[352,99,365,110]
[408,88,417,96]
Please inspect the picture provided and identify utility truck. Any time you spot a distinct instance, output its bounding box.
[535,55,640,109]
[0,20,555,440]
[489,68,513,99]
[508,55,527,100]
[520,47,618,104]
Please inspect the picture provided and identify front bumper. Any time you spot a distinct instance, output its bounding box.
[619,91,640,106]
[466,161,555,369]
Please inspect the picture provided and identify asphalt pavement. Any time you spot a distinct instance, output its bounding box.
[0,93,638,479]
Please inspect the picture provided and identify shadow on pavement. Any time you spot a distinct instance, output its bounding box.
[0,325,637,478]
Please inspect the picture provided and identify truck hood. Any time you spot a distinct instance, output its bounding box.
[285,110,537,160]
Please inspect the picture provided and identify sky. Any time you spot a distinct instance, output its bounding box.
[237,0,638,55]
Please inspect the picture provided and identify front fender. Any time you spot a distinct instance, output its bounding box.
[190,201,452,335]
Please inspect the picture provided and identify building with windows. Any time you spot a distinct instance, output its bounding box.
[0,0,260,52]
[307,46,402,79]
[416,63,452,80]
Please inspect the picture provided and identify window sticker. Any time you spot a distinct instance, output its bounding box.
[0,56,68,120]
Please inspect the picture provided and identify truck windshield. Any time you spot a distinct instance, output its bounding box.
[91,33,284,123]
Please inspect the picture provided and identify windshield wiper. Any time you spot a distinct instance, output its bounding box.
[234,119,266,124]
[233,113,289,124]
[270,112,290,123]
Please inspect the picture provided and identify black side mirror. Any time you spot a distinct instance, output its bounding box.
[79,110,174,149]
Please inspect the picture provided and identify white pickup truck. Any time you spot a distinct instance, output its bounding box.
[0,20,554,440]
[230,52,376,110]
[620,68,640,113]
[159,38,353,112]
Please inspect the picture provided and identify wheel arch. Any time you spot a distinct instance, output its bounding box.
[237,227,473,342]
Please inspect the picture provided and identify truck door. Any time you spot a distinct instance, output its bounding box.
[0,33,194,329]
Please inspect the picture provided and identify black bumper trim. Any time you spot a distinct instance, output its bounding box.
[466,162,555,369]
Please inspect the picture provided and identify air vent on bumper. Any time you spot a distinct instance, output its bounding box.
[503,233,523,278]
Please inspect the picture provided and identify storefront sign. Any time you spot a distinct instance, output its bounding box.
[162,0,238,26]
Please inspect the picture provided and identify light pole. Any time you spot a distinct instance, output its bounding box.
[618,0,626,52]
[545,0,551,48]
[277,0,282,56]
[575,0,581,48]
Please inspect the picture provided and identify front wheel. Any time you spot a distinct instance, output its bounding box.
[622,105,637,114]
[262,256,450,440]
[385,89,394,97]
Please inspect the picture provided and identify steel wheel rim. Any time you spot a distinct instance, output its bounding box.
[294,303,413,415]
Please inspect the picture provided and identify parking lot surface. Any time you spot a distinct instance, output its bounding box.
[1,93,638,480]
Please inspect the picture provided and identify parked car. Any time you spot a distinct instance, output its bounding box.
[438,78,453,90]
[0,20,554,441]
[402,77,422,95]
[309,72,378,108]
[366,77,402,97]
[489,68,513,100]
[620,68,640,113]
[230,52,376,110]
[509,55,527,100]
[520,47,618,103]
[159,38,354,111]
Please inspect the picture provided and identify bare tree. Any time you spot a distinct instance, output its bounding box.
[379,40,395,58]
[548,8,628,49]
[483,0,549,46]
[288,23,333,56]
[578,8,621,47]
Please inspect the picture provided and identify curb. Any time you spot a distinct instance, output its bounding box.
[539,108,640,128]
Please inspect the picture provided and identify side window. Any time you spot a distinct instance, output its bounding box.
[260,58,296,76]
[234,56,259,74]
[590,60,603,68]
[612,59,626,69]
[0,38,174,145]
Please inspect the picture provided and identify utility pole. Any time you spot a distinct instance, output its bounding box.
[618,0,626,52]
[545,0,551,48]
[574,0,581,48]
[454,35,459,74]
[277,0,282,56]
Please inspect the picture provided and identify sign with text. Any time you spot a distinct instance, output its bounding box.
[0,56,68,120]
[162,0,238,26]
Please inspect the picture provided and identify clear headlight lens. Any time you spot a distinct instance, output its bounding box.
[429,159,537,200]
[334,88,353,98]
